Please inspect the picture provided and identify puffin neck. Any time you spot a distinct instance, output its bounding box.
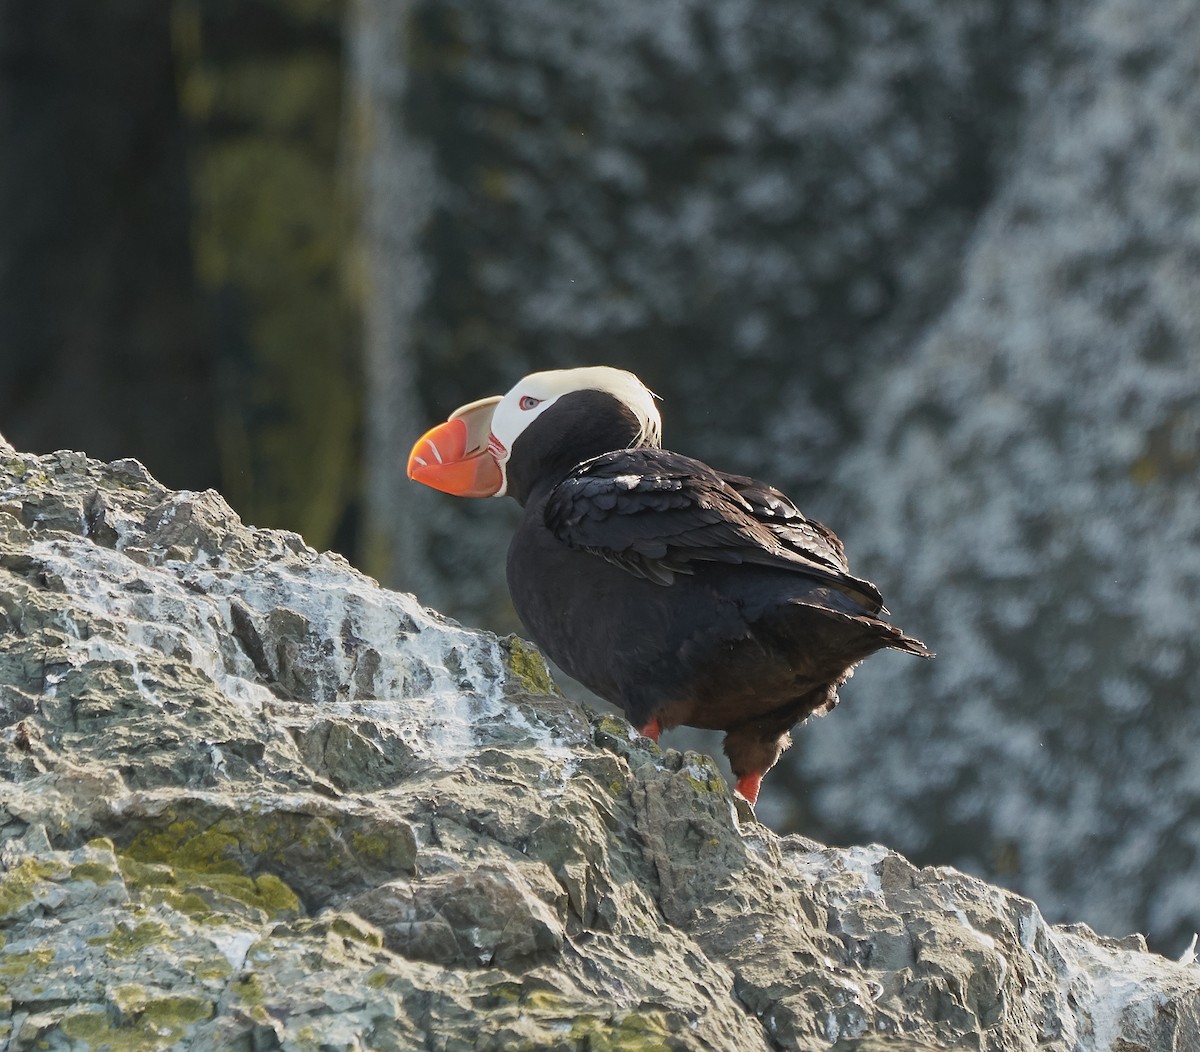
[504,389,653,506]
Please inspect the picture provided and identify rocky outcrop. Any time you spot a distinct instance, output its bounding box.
[1,442,1197,1050]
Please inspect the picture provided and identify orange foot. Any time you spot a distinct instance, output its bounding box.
[637,718,662,743]
[734,771,762,805]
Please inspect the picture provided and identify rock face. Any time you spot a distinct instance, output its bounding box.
[0,442,1197,1051]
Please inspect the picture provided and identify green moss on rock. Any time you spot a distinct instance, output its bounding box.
[570,1010,681,1051]
[0,882,34,921]
[59,991,212,1050]
[127,820,241,875]
[365,967,393,990]
[158,889,215,921]
[483,987,683,1052]
[121,803,414,893]
[682,765,727,797]
[110,982,152,1014]
[327,913,384,949]
[58,1009,116,1046]
[230,973,264,1003]
[117,825,302,921]
[0,857,66,918]
[204,871,301,916]
[0,945,55,979]
[141,993,213,1026]
[502,636,559,696]
[348,830,395,866]
[71,860,120,885]
[102,920,173,958]
[596,716,632,740]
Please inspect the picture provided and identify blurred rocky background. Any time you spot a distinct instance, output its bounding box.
[2,0,1198,953]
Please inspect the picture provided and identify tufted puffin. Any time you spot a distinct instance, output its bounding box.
[407,366,930,805]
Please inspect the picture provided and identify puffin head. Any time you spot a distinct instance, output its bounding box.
[408,366,661,504]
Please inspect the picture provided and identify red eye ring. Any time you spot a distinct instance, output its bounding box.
[518,395,543,411]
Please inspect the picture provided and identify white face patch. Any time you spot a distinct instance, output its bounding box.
[486,367,662,495]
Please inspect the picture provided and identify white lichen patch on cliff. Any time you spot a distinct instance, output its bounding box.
[779,841,890,902]
[1049,929,1195,1052]
[26,518,563,776]
[190,556,571,769]
[27,537,279,713]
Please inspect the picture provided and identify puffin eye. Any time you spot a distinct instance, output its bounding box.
[518,395,543,411]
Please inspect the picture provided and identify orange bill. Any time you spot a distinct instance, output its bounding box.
[407,396,504,497]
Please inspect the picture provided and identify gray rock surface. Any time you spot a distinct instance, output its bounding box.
[1,445,1198,1050]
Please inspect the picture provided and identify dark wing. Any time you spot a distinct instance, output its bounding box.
[543,448,883,609]
[719,471,849,571]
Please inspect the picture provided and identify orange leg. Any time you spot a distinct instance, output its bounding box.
[637,718,662,743]
[734,771,762,805]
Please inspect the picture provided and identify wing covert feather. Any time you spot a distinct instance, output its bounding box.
[543,449,882,608]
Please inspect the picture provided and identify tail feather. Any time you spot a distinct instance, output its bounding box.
[889,632,933,658]
[860,615,933,659]
[781,596,933,659]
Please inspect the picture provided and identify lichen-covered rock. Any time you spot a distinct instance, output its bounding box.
[0,445,1197,1049]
